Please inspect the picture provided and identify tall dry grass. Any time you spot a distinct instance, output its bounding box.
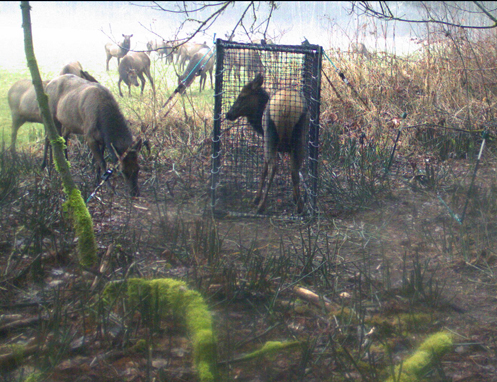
[320,26,497,160]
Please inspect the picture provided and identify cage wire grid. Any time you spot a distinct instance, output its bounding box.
[211,39,322,218]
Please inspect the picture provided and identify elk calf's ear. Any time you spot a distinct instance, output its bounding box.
[252,73,264,89]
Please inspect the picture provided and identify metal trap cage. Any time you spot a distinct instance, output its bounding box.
[211,38,322,218]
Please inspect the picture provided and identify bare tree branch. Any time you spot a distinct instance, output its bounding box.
[351,1,497,29]
[130,1,278,47]
[474,1,497,24]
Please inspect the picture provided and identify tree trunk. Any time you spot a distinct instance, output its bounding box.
[20,1,97,268]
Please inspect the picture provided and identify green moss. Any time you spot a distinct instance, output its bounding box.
[23,373,44,382]
[50,136,68,173]
[385,332,453,382]
[127,278,152,308]
[399,313,433,329]
[418,332,453,354]
[130,339,147,353]
[63,188,97,267]
[8,344,25,362]
[329,306,357,323]
[101,280,126,303]
[367,315,397,336]
[237,341,301,362]
[102,278,218,382]
[366,313,434,337]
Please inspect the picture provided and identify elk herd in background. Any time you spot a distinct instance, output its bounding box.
[7,34,215,198]
[8,32,313,214]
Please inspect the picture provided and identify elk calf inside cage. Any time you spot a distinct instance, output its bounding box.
[226,73,308,214]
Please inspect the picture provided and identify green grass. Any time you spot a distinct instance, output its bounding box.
[0,67,42,150]
[0,55,215,153]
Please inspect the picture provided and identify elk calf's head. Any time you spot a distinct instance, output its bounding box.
[225,73,269,136]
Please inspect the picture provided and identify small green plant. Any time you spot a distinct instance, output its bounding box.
[400,251,446,307]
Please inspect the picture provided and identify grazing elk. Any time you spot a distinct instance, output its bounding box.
[225,48,265,83]
[8,64,99,166]
[8,79,50,163]
[147,39,174,63]
[224,34,266,82]
[118,51,155,97]
[226,73,308,214]
[350,42,370,59]
[60,61,99,83]
[178,47,215,93]
[176,41,209,72]
[105,34,133,71]
[46,74,142,196]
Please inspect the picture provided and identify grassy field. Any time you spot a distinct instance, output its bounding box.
[0,46,215,153]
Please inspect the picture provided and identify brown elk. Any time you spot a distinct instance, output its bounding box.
[147,39,174,63]
[178,47,215,93]
[60,61,99,83]
[225,48,264,83]
[350,42,370,59]
[118,51,155,97]
[46,74,142,196]
[225,73,308,214]
[224,35,266,82]
[105,34,133,71]
[8,64,99,166]
[176,42,209,72]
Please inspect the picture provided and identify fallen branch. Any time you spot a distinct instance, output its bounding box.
[0,316,44,335]
[0,344,38,372]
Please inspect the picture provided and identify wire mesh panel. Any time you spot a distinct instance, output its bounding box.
[211,39,322,218]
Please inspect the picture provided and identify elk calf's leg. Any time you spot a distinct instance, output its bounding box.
[257,155,278,214]
[254,161,268,206]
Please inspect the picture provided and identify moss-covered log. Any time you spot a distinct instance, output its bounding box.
[385,332,453,382]
[103,278,218,382]
[20,1,97,267]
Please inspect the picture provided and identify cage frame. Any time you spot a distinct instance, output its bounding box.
[211,38,323,218]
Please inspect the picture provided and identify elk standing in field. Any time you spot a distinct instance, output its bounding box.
[176,41,209,72]
[350,42,370,59]
[105,34,133,71]
[46,74,142,196]
[147,39,174,63]
[225,48,264,83]
[60,61,99,83]
[224,34,265,82]
[177,47,215,93]
[226,73,308,214]
[8,63,98,166]
[118,51,155,97]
